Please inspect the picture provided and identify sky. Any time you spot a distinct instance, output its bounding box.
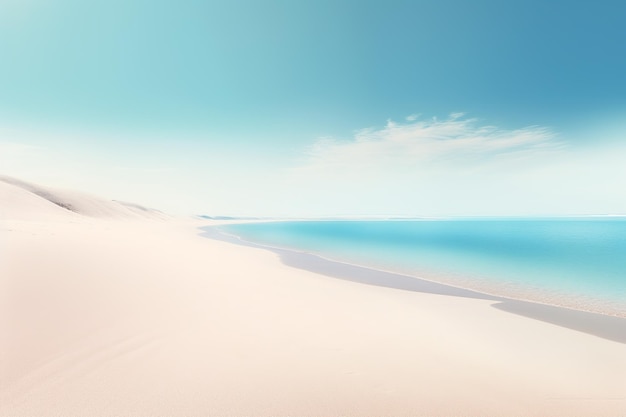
[1,0,626,216]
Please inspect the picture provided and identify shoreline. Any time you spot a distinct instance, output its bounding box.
[201,224,626,344]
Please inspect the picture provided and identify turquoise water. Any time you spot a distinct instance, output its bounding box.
[220,219,626,316]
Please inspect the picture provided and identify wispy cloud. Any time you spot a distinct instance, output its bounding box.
[0,137,45,166]
[301,114,563,175]
[112,166,176,173]
[0,141,43,153]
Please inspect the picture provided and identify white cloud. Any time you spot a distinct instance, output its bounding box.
[302,114,562,175]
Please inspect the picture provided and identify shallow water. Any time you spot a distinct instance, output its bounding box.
[220,219,626,316]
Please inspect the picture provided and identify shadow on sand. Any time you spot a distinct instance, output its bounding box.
[201,226,626,344]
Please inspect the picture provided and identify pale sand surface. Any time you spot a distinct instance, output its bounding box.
[1,178,626,416]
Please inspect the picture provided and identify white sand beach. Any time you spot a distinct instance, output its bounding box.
[1,177,625,417]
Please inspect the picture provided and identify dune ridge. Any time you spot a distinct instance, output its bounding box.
[0,175,168,221]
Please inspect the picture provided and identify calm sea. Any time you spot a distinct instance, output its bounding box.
[219,219,626,316]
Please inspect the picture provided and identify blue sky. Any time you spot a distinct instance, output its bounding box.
[1,0,626,216]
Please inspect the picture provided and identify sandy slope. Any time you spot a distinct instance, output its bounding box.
[1,178,625,417]
[0,176,168,221]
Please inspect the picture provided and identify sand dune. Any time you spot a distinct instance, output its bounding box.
[0,176,168,221]
[0,176,77,221]
[1,177,625,417]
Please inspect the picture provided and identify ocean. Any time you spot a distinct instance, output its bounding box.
[218,219,626,316]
